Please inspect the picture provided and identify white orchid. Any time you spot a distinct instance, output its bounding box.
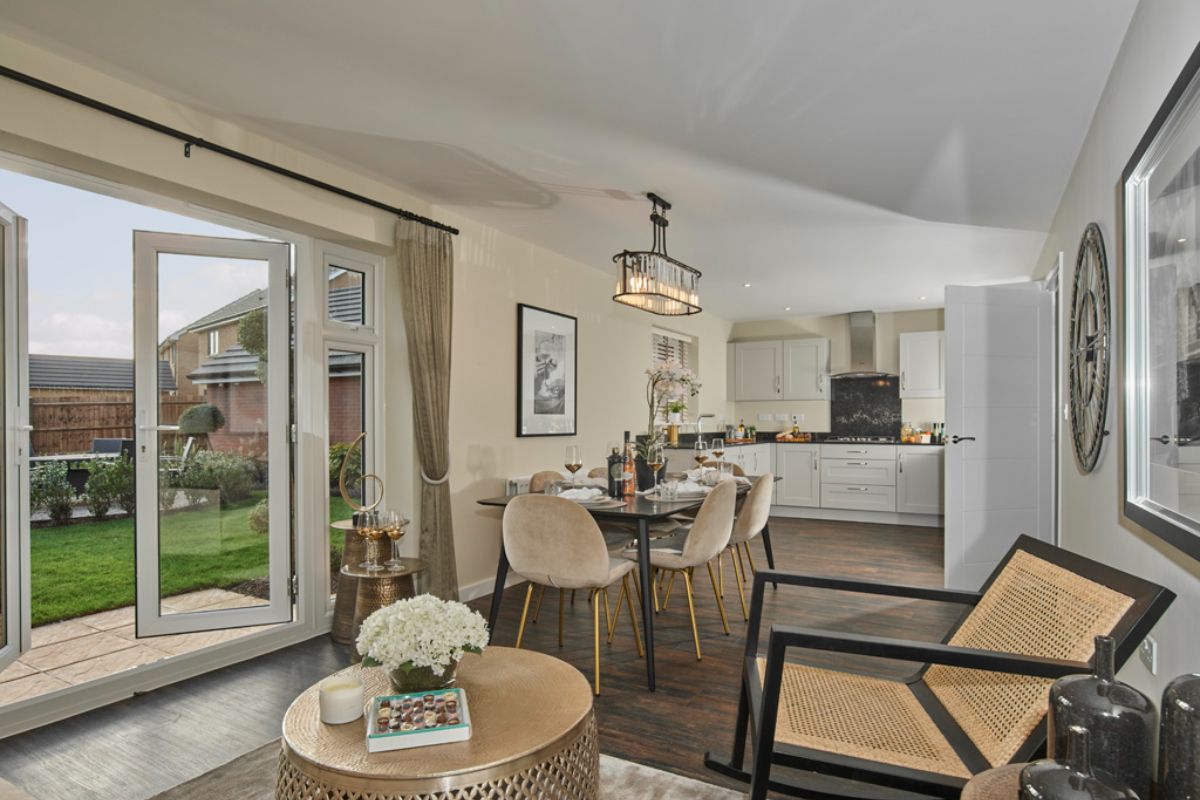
[357,594,489,676]
[641,360,702,457]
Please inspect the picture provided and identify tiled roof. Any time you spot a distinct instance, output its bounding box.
[30,354,177,391]
[328,286,364,325]
[187,345,361,385]
[163,284,363,347]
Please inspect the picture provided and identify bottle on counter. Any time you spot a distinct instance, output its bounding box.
[736,419,747,439]
[790,415,801,438]
[622,431,635,497]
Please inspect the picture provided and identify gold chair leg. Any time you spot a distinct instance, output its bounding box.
[608,581,623,642]
[516,584,534,649]
[632,567,644,610]
[731,546,749,621]
[558,588,565,647]
[705,560,731,635]
[602,587,612,643]
[531,584,546,623]
[662,570,678,610]
[652,568,661,613]
[682,568,701,661]
[736,546,748,583]
[743,541,757,574]
[592,588,601,695]
[717,552,725,598]
[623,573,645,658]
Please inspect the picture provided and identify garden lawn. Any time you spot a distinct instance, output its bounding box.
[31,492,357,627]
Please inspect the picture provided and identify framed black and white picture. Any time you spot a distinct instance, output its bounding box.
[517,303,577,437]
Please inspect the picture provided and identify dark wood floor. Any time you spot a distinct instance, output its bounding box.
[469,516,961,794]
[0,517,956,799]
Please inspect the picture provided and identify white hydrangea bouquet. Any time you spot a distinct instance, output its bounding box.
[356,594,490,693]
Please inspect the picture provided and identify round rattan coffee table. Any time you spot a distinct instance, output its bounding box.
[277,647,599,799]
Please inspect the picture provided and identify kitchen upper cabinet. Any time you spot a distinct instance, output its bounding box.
[733,340,783,400]
[899,331,945,398]
[775,444,820,507]
[896,446,944,515]
[782,338,829,400]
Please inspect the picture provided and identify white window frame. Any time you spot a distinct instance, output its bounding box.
[651,326,695,370]
[325,254,375,332]
[207,328,220,355]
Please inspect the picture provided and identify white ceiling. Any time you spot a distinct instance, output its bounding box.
[0,0,1136,320]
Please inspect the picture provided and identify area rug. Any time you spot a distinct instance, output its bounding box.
[150,739,743,799]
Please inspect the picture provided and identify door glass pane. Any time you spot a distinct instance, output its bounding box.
[328,349,367,598]
[157,253,271,616]
[327,265,365,326]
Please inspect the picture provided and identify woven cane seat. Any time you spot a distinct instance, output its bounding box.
[758,659,971,778]
[924,550,1133,767]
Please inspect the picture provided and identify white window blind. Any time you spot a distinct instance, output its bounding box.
[651,328,693,370]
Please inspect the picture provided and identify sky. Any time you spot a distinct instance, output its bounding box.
[0,165,278,359]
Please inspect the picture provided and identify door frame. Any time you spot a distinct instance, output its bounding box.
[1,202,29,671]
[132,231,293,636]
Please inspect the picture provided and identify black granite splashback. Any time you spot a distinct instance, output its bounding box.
[830,376,901,437]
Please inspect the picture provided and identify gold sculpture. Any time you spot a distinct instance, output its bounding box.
[339,431,384,512]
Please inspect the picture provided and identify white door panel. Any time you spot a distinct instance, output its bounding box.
[0,202,28,671]
[961,406,1040,460]
[961,459,1039,510]
[961,303,1040,357]
[961,356,1040,408]
[961,509,1039,565]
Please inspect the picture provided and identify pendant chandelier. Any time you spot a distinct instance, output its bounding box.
[612,192,702,316]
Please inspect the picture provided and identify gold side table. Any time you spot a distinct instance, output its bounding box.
[343,558,427,662]
[277,647,599,800]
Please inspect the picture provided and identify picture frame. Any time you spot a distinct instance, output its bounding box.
[1121,37,1200,563]
[516,303,577,437]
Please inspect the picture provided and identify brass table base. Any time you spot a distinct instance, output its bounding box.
[343,558,426,663]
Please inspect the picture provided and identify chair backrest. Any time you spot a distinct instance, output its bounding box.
[729,472,773,546]
[919,535,1174,769]
[528,470,565,494]
[502,494,613,589]
[706,460,745,477]
[587,466,606,479]
[680,479,737,565]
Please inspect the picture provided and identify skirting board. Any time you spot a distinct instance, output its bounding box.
[769,505,943,528]
[459,572,523,603]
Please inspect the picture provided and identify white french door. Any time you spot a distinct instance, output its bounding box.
[0,202,28,671]
[133,232,293,636]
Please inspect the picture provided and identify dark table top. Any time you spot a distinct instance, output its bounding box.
[477,477,777,521]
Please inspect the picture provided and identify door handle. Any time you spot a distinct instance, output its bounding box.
[16,424,33,432]
[950,435,975,444]
[1152,435,1171,444]
[138,424,181,432]
[1152,434,1193,445]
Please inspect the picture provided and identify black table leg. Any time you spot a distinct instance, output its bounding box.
[760,524,777,589]
[487,545,509,634]
[637,519,656,691]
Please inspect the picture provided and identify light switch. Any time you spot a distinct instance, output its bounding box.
[757,413,772,422]
[775,413,788,422]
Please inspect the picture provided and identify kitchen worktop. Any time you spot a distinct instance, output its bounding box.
[646,432,944,447]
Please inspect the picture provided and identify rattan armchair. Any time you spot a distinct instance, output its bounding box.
[705,535,1175,800]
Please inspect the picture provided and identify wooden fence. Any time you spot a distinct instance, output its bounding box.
[31,396,203,456]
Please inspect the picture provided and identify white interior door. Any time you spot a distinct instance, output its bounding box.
[1,202,29,671]
[133,232,292,636]
[944,283,1054,590]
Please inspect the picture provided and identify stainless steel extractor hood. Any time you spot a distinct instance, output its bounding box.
[831,311,896,378]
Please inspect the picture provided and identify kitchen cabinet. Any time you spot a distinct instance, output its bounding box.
[775,444,820,507]
[820,444,897,512]
[733,340,783,400]
[820,484,897,512]
[899,331,945,398]
[782,339,829,400]
[896,446,944,514]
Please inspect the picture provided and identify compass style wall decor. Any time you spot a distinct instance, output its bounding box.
[1069,222,1110,474]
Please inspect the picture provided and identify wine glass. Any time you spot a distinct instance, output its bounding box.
[382,510,409,569]
[356,510,384,572]
[647,443,665,494]
[711,437,725,463]
[693,439,709,468]
[564,445,583,485]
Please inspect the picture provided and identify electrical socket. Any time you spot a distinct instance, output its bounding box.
[1139,636,1157,675]
[757,413,772,422]
[775,413,789,422]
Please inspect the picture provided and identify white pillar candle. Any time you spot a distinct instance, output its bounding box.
[319,674,365,725]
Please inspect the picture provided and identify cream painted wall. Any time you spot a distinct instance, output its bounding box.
[729,309,944,431]
[1031,0,1200,696]
[0,33,733,597]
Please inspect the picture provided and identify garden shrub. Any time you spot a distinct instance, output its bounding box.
[249,497,270,534]
[175,450,257,507]
[111,455,136,515]
[177,404,226,435]
[31,462,74,525]
[83,459,122,520]
[329,441,363,497]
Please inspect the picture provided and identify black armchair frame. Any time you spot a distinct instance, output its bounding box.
[704,535,1175,800]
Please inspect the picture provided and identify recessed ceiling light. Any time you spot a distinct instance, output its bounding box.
[920,296,927,301]
[1179,238,1189,244]
[784,306,791,311]
[743,283,752,288]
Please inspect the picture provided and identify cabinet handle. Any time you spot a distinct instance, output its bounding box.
[898,454,903,473]
[846,486,869,492]
[846,461,870,466]
[847,449,867,454]
[813,457,818,471]
[901,371,906,390]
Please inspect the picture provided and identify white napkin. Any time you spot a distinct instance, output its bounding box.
[675,481,710,495]
[579,476,607,488]
[558,487,604,501]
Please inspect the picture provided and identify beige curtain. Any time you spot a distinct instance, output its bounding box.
[396,219,458,600]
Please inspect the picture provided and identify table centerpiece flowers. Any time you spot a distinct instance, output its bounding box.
[356,594,490,693]
[638,361,701,487]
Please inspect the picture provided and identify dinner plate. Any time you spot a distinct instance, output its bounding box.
[576,497,625,508]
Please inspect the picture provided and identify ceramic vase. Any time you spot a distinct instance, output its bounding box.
[1048,635,1155,800]
[388,660,458,694]
[1159,673,1200,800]
[1021,726,1138,800]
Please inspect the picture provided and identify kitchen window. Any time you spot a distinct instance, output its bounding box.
[651,328,693,370]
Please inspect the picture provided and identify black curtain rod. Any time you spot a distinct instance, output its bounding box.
[0,64,460,236]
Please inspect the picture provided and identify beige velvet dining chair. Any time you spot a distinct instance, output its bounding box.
[528,470,565,494]
[722,472,774,621]
[502,494,643,695]
[622,479,737,660]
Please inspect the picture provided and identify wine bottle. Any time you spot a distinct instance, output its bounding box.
[607,445,623,498]
[622,431,635,496]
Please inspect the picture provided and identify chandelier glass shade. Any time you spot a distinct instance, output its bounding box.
[612,193,701,316]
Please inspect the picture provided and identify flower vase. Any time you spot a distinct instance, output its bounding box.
[1047,635,1155,800]
[1159,673,1200,800]
[387,660,459,694]
[1021,726,1137,800]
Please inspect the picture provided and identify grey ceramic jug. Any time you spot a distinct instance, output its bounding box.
[1022,726,1139,800]
[1159,673,1200,800]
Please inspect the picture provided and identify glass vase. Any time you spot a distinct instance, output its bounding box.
[387,660,459,694]
[1021,726,1137,800]
[1048,635,1155,800]
[1159,673,1200,800]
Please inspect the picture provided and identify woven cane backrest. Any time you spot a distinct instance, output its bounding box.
[924,550,1134,767]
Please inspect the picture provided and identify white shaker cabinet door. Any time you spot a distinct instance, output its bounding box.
[775,444,820,507]
[734,340,783,400]
[899,331,945,399]
[896,448,944,514]
[782,338,829,400]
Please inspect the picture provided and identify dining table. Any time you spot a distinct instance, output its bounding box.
[476,477,778,692]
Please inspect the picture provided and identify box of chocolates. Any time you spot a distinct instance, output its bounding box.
[365,688,472,752]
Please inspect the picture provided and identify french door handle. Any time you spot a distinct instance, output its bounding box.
[15,424,33,432]
[138,424,180,432]
[1152,435,1171,444]
[950,435,976,444]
